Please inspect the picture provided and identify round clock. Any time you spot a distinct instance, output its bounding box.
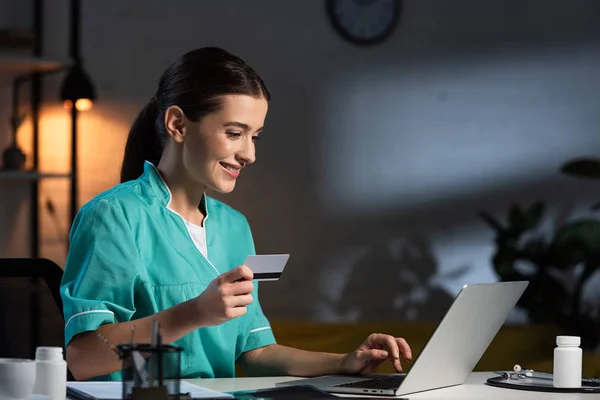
[326,0,402,46]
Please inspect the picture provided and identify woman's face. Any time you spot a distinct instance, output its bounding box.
[182,94,268,193]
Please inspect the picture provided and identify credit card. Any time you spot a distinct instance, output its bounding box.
[244,254,290,281]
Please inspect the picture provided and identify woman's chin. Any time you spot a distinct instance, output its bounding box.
[210,181,236,194]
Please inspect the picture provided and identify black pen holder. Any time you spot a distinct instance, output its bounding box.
[118,344,187,400]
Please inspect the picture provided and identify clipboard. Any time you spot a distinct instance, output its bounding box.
[486,372,600,393]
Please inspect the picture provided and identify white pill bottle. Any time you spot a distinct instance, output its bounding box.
[553,336,582,388]
[32,347,67,400]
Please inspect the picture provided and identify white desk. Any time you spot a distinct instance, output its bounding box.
[185,372,597,399]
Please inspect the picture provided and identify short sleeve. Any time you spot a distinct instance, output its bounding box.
[238,283,276,355]
[235,218,276,357]
[61,199,141,345]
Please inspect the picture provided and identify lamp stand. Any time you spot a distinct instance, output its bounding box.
[2,77,28,170]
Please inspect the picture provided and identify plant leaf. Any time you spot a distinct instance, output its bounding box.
[525,201,545,229]
[520,237,547,265]
[520,273,570,324]
[560,158,600,180]
[491,248,518,278]
[549,219,600,269]
[508,203,528,234]
[478,211,503,232]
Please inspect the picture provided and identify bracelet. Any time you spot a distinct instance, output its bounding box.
[96,330,121,356]
[96,322,135,357]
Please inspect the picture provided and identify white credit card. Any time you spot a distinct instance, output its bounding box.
[244,254,290,281]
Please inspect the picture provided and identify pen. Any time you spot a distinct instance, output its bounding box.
[158,326,163,387]
[151,319,158,385]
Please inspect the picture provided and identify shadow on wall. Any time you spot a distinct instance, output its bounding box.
[323,235,467,322]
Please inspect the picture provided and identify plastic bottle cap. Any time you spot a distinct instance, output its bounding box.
[35,346,64,361]
[556,336,580,347]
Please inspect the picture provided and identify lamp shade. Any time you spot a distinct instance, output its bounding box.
[60,63,96,110]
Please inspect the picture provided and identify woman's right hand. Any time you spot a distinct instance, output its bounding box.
[193,265,255,327]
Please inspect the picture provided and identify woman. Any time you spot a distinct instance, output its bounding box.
[61,47,412,381]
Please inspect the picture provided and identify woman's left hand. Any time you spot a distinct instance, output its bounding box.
[340,333,412,374]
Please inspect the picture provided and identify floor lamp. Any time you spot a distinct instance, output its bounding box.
[61,0,96,225]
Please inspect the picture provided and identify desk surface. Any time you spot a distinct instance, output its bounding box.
[185,372,597,399]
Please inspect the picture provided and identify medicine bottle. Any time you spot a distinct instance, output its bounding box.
[553,336,582,388]
[32,347,67,400]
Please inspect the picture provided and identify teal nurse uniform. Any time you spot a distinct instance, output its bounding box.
[60,161,276,381]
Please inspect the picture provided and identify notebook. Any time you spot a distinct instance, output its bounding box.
[66,381,233,400]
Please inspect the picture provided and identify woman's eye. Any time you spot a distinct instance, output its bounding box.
[252,136,260,142]
[226,131,242,138]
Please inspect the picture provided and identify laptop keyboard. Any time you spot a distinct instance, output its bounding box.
[336,375,406,390]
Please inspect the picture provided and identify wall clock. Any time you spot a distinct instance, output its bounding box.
[326,0,402,46]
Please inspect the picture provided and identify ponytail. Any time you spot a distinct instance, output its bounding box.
[120,97,164,183]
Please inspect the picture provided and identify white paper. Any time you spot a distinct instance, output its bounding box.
[67,381,233,399]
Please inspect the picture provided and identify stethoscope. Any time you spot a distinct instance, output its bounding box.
[496,364,550,380]
[487,364,600,393]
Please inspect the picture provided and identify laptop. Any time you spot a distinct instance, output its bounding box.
[276,281,528,397]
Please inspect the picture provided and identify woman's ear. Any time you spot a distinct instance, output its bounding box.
[165,105,186,143]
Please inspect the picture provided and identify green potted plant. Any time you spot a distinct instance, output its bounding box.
[479,158,600,351]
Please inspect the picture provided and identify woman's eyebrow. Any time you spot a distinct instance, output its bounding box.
[224,121,264,133]
[224,121,250,130]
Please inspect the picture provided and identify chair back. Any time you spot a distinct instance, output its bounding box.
[0,258,65,360]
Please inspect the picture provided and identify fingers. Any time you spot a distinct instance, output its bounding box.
[223,265,254,282]
[384,334,402,359]
[230,280,254,295]
[229,293,253,308]
[393,357,403,373]
[367,334,411,373]
[225,305,248,319]
[373,334,401,372]
[396,337,412,362]
[381,335,404,373]
[357,349,389,362]
[368,333,399,358]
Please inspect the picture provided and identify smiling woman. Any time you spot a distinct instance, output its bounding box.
[59,47,412,382]
[162,94,267,198]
